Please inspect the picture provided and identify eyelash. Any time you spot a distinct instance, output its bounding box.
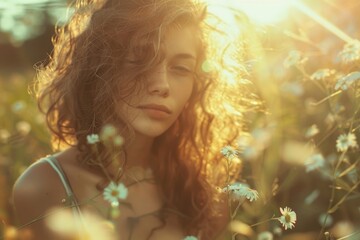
[172,66,193,74]
[124,60,194,76]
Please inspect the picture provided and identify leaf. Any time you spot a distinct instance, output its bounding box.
[328,180,360,214]
[334,178,352,192]
[345,71,360,82]
[338,159,359,178]
[335,71,360,90]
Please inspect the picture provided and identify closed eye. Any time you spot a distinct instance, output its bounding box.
[172,66,193,74]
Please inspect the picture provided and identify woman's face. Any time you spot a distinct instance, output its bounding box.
[119,26,198,138]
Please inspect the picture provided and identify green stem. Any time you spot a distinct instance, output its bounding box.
[318,150,351,240]
[250,216,277,227]
[231,200,243,219]
[310,90,342,106]
[327,180,360,213]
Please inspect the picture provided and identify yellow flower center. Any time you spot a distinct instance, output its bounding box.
[111,190,119,197]
[285,213,291,223]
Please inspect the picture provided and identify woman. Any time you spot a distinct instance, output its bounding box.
[12,0,246,239]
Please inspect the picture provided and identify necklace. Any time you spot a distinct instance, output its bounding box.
[117,166,155,186]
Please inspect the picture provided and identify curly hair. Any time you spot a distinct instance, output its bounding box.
[33,0,253,238]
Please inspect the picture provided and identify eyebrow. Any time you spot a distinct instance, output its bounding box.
[172,53,196,61]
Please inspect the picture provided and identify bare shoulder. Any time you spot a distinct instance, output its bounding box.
[12,158,65,226]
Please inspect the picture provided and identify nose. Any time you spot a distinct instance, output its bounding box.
[147,63,170,97]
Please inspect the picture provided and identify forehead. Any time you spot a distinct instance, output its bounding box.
[162,26,199,58]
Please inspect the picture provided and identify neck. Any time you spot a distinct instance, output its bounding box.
[124,134,154,169]
[101,133,155,179]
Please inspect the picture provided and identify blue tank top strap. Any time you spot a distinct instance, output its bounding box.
[40,155,87,238]
[42,155,74,197]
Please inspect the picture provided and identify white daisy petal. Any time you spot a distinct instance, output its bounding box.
[222,183,259,202]
[86,134,100,144]
[336,133,358,152]
[183,236,198,240]
[220,145,238,160]
[103,181,128,205]
[118,183,128,199]
[278,207,297,230]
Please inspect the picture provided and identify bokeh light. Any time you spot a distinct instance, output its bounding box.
[0,0,71,45]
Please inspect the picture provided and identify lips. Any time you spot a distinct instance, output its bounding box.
[137,104,172,114]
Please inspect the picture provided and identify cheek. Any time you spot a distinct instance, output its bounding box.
[179,81,194,105]
[116,99,140,123]
[175,90,192,114]
[185,81,195,105]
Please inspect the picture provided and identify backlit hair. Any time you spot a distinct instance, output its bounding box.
[34,0,255,237]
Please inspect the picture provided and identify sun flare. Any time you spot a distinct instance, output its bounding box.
[204,0,297,25]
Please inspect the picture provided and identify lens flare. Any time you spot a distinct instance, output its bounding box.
[204,0,297,25]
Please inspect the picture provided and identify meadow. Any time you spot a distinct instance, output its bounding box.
[0,0,359,239]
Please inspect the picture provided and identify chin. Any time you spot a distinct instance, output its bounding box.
[135,126,170,138]
[147,129,170,138]
[130,117,176,139]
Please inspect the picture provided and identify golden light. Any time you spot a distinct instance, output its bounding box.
[292,1,354,43]
[201,0,301,117]
[202,0,300,87]
[205,0,298,25]
[202,0,354,87]
[205,0,354,43]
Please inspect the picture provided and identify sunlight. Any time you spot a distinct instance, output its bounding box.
[292,1,354,43]
[205,0,297,25]
[202,0,298,86]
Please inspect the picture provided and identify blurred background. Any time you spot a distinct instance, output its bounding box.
[0,0,69,236]
[1,0,360,239]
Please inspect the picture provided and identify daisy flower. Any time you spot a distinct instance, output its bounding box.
[257,231,273,240]
[334,71,360,90]
[103,182,128,206]
[283,50,307,68]
[339,40,360,64]
[100,124,124,146]
[336,133,358,152]
[305,124,320,138]
[183,236,198,240]
[220,145,238,160]
[278,207,297,230]
[310,68,335,81]
[222,183,259,202]
[87,134,100,144]
[305,154,325,172]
